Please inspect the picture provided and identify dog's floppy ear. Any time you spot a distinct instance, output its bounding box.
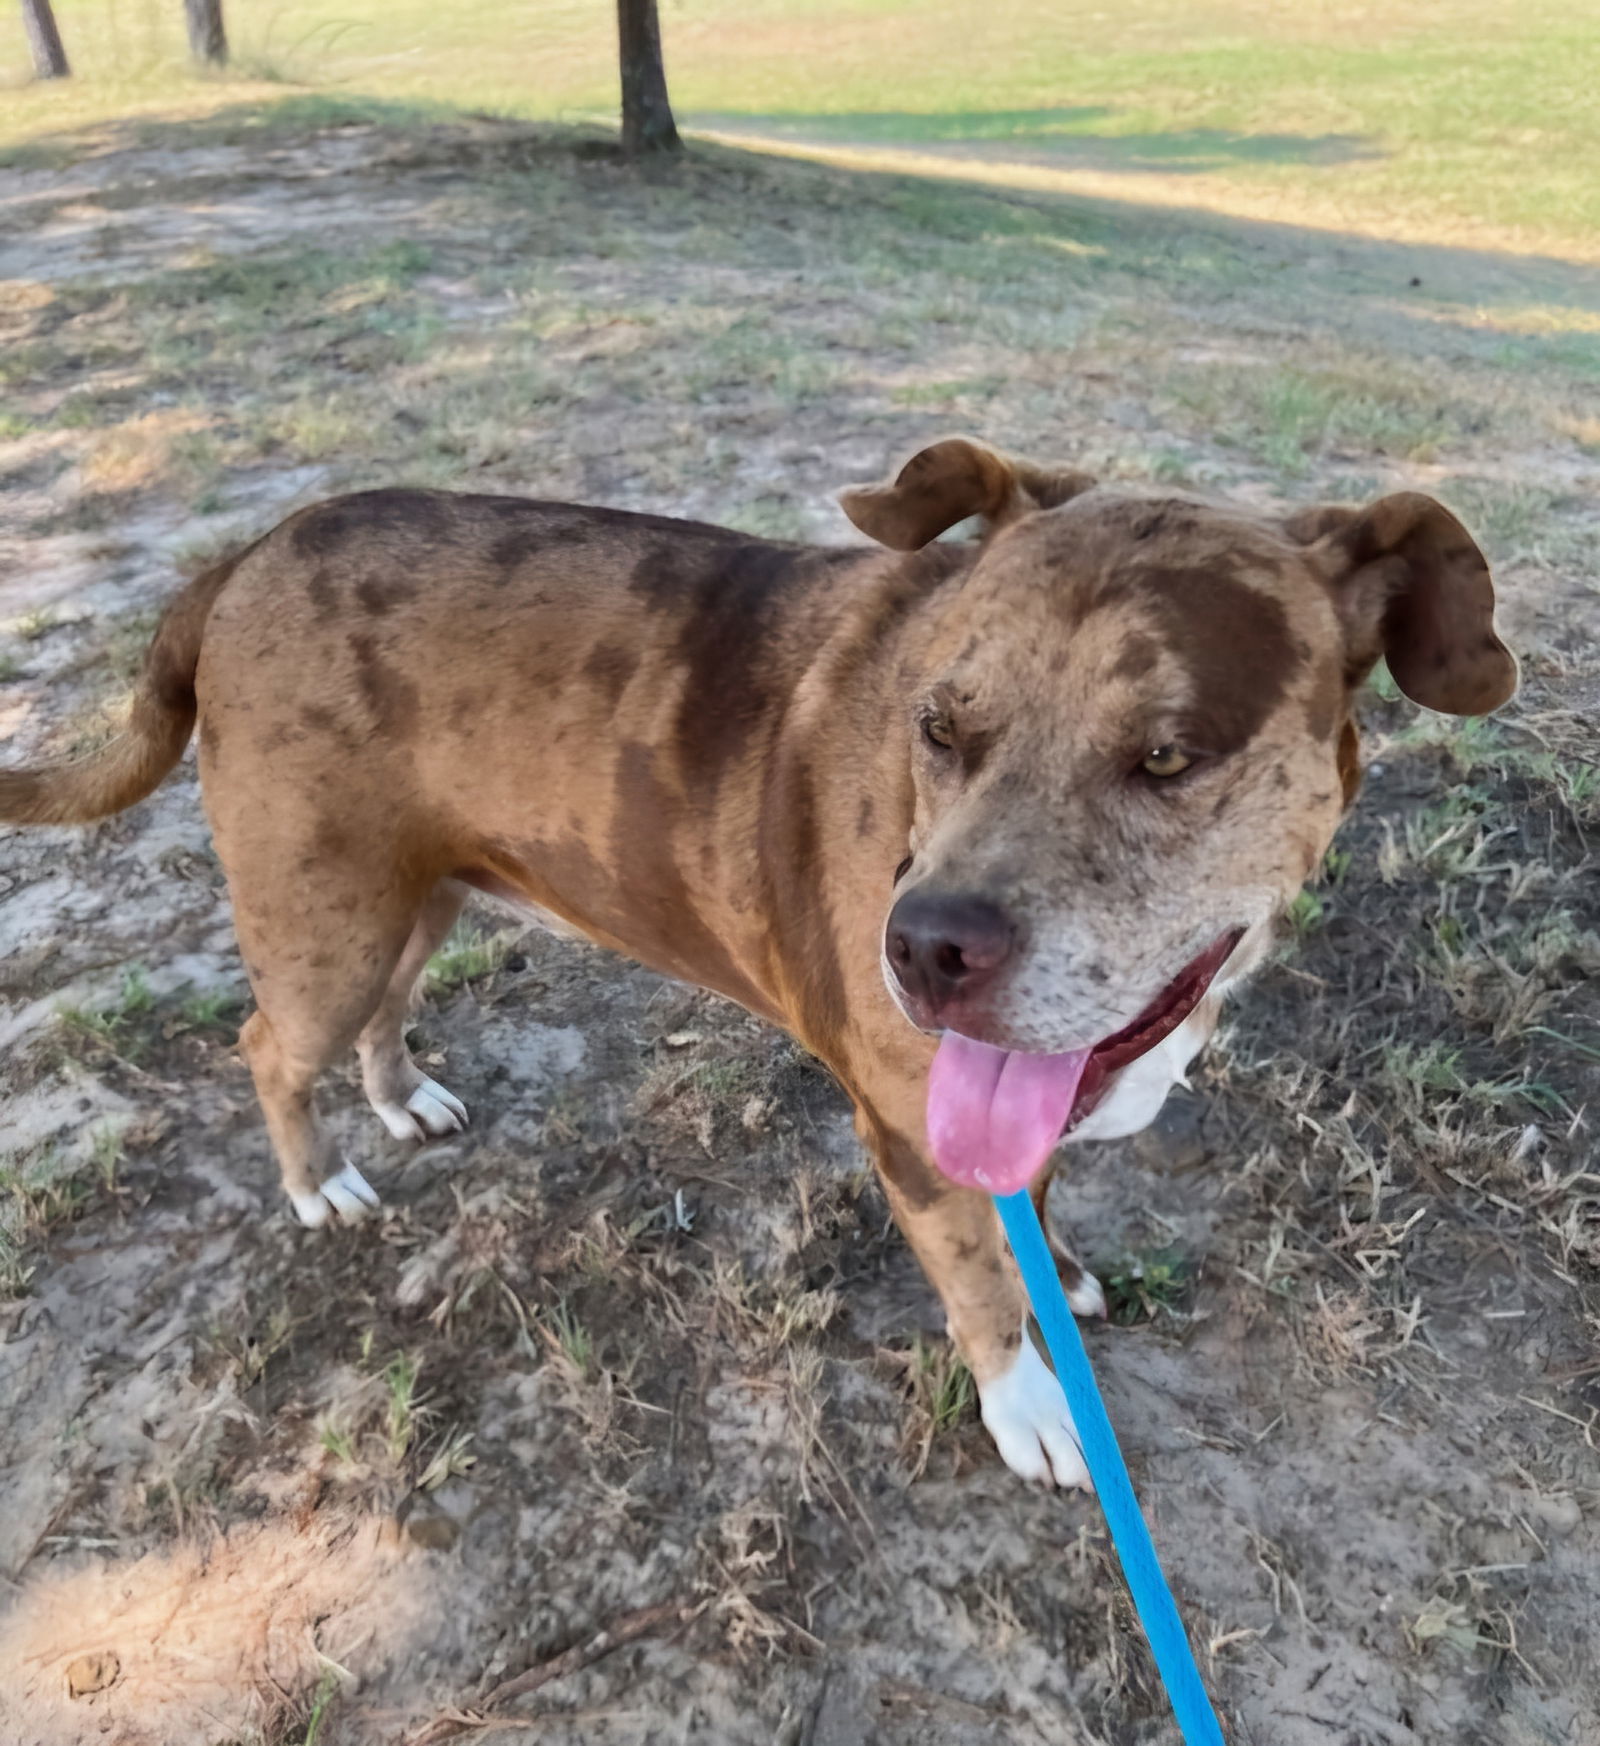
[839,438,1095,551]
[1284,492,1517,716]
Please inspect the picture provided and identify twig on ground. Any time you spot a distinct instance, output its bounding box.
[406,1597,703,1744]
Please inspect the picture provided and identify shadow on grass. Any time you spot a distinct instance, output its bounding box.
[0,91,475,170]
[2,92,1598,389]
[690,105,1384,173]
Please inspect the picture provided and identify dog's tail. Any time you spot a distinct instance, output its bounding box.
[0,551,244,827]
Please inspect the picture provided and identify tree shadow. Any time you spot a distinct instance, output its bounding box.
[1,94,1596,385]
[689,106,1384,174]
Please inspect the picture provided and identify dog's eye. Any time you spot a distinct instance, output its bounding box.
[922,714,955,751]
[1141,744,1192,778]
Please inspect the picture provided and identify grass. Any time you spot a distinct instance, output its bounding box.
[1287,889,1326,937]
[315,1342,434,1474]
[11,607,63,641]
[292,1666,342,1746]
[57,963,154,1050]
[179,988,240,1031]
[416,1427,477,1492]
[1217,656,1600,1394]
[0,1117,130,1294]
[1103,1248,1194,1326]
[55,966,242,1062]
[382,1352,423,1462]
[1171,360,1457,475]
[0,1159,91,1288]
[209,1302,295,1389]
[895,1336,976,1478]
[87,1121,124,1189]
[710,1259,841,1356]
[2,93,1594,565]
[425,922,512,993]
[5,3,1600,259]
[540,1298,595,1381]
[318,1423,356,1465]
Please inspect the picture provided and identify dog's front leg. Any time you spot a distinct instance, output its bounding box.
[853,1097,1090,1489]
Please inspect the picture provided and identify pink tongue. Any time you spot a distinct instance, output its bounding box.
[926,1033,1092,1195]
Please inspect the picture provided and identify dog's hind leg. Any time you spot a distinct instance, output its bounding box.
[357,879,471,1142]
[240,1004,389,1228]
[222,839,424,1227]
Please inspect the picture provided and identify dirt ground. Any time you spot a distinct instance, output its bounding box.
[1,109,1598,1746]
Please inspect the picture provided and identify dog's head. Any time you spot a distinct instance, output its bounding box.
[842,438,1517,1063]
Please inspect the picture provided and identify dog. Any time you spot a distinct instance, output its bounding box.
[0,438,1516,1486]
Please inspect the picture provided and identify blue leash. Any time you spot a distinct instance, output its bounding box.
[994,1190,1227,1746]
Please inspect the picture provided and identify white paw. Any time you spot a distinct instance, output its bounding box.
[290,1161,381,1228]
[979,1336,1091,1490]
[1067,1268,1108,1321]
[373,1077,469,1142]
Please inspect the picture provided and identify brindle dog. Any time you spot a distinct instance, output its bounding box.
[0,438,1516,1485]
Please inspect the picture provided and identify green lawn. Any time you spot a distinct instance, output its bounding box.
[3,0,1598,259]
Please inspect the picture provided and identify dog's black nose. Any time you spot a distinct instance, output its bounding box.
[886,890,1015,1021]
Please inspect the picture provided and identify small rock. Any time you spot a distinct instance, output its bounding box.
[1134,1093,1207,1170]
[405,1509,461,1552]
[66,1651,120,1697]
[1528,1492,1582,1539]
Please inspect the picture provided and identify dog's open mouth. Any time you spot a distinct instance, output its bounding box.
[925,931,1242,1195]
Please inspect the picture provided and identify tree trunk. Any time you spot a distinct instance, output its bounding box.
[184,0,228,66]
[20,0,71,78]
[617,0,681,156]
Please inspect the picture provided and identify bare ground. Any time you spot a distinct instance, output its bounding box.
[1,108,1598,1746]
